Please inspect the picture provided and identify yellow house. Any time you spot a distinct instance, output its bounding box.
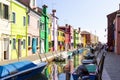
[48,14,52,52]
[57,29,65,51]
[10,1,27,60]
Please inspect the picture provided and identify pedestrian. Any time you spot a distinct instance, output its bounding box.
[60,44,62,51]
[90,45,94,54]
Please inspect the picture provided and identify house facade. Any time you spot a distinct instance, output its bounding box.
[74,29,79,48]
[11,0,27,59]
[48,14,52,52]
[52,10,58,51]
[114,11,120,54]
[70,25,74,49]
[58,25,70,51]
[81,31,90,47]
[107,9,120,54]
[0,0,10,61]
[41,5,49,53]
[107,11,117,52]
[57,29,65,51]
[27,9,40,55]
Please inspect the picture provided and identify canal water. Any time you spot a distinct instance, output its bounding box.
[40,49,88,80]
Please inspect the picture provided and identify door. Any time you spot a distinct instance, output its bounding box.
[3,38,9,60]
[41,39,44,53]
[18,39,21,57]
[32,38,37,54]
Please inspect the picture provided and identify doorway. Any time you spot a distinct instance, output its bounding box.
[3,38,9,60]
[18,39,21,57]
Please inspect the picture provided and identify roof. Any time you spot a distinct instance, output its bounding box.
[107,10,119,18]
[17,0,42,15]
[17,0,30,7]
[81,31,90,34]
[36,7,42,14]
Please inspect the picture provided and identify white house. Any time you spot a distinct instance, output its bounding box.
[0,0,11,61]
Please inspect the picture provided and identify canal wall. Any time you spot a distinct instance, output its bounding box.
[0,48,87,65]
[0,50,71,65]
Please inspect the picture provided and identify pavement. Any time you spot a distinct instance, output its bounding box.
[97,50,120,80]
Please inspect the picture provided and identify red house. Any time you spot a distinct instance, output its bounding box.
[58,24,71,50]
[107,9,120,54]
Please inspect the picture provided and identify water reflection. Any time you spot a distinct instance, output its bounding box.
[42,49,85,80]
[43,55,82,80]
[43,62,65,80]
[26,72,48,80]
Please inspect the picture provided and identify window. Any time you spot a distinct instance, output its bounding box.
[58,41,60,45]
[62,33,65,36]
[13,38,16,49]
[40,23,44,30]
[48,28,50,34]
[58,32,59,36]
[28,36,30,46]
[23,39,26,49]
[49,42,51,48]
[3,4,9,19]
[52,41,54,47]
[12,12,16,23]
[23,16,26,26]
[0,3,2,18]
[37,20,39,28]
[36,38,38,46]
[28,15,30,24]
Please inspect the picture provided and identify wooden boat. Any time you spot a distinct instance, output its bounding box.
[0,60,47,80]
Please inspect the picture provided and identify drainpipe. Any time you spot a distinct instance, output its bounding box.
[26,7,30,57]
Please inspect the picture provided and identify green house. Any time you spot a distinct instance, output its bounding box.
[40,5,49,53]
[74,29,79,48]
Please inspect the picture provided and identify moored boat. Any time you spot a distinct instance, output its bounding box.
[0,60,47,80]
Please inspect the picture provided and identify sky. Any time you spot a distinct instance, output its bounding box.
[37,0,120,43]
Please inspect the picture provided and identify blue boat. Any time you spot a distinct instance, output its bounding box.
[0,60,47,80]
[72,64,97,80]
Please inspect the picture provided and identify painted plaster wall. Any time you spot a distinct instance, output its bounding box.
[53,17,58,51]
[115,15,120,54]
[11,1,27,59]
[0,0,10,61]
[28,10,40,55]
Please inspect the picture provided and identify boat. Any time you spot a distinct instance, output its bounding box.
[0,60,47,80]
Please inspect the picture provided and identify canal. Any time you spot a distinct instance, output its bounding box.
[40,48,88,80]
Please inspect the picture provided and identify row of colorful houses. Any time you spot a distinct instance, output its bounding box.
[0,0,99,61]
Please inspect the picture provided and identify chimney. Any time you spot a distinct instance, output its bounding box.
[78,27,81,32]
[42,4,48,8]
[52,9,56,16]
[65,24,68,27]
[42,5,48,14]
[30,0,37,9]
